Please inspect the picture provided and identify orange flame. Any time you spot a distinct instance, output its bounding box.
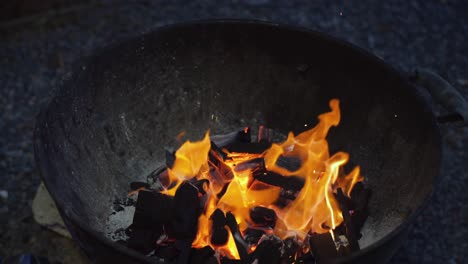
[161,99,363,257]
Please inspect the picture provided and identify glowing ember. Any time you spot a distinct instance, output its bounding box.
[161,99,363,259]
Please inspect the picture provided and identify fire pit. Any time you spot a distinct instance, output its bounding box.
[34,21,444,263]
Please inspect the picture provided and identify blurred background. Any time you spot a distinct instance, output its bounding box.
[0,0,467,263]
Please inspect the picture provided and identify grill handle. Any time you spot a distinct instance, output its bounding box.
[409,68,468,126]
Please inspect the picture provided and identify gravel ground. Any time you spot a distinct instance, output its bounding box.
[0,0,467,263]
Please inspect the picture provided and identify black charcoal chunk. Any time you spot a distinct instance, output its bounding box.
[191,179,210,195]
[216,182,230,200]
[165,149,176,168]
[335,188,359,251]
[276,156,302,172]
[251,235,282,264]
[234,157,264,172]
[243,228,265,246]
[350,182,371,237]
[210,141,228,161]
[133,190,174,229]
[220,258,243,264]
[250,206,277,228]
[154,244,179,261]
[130,181,150,190]
[173,182,201,240]
[281,237,301,263]
[190,246,216,264]
[175,239,192,264]
[211,127,251,148]
[226,212,249,261]
[309,232,339,263]
[127,228,158,255]
[210,209,228,246]
[253,170,304,192]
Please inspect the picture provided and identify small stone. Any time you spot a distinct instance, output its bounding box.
[0,190,8,201]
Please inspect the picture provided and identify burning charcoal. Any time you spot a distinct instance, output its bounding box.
[211,127,251,147]
[308,232,339,263]
[253,170,304,192]
[234,157,264,172]
[165,149,176,168]
[250,206,277,228]
[225,211,249,261]
[273,189,300,208]
[208,141,235,184]
[250,235,283,264]
[133,190,174,229]
[210,141,228,161]
[281,236,301,263]
[190,246,216,264]
[243,228,265,246]
[173,182,201,241]
[130,181,150,190]
[257,125,273,144]
[275,156,302,172]
[335,188,359,251]
[210,209,229,246]
[127,228,158,255]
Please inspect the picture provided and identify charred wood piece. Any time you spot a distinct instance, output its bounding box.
[250,206,277,228]
[225,211,249,261]
[173,182,201,241]
[335,188,360,251]
[210,127,251,148]
[210,209,229,246]
[309,232,339,263]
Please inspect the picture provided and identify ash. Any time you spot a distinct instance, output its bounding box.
[105,197,136,242]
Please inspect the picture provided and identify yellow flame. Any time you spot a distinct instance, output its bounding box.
[160,99,363,257]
